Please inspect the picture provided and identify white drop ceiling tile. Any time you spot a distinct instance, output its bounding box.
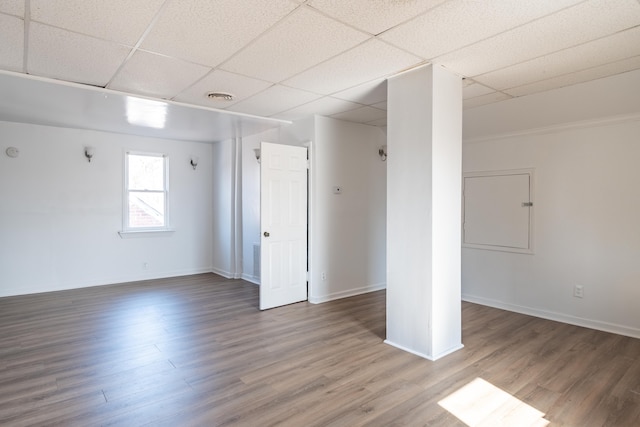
[505,55,640,97]
[331,106,386,123]
[273,96,362,121]
[0,14,23,71]
[371,101,387,110]
[463,83,495,100]
[380,0,584,59]
[367,117,387,127]
[462,78,475,88]
[463,92,512,109]
[436,0,640,78]
[0,1,24,16]
[284,39,421,95]
[141,0,297,67]
[307,0,448,35]
[227,85,321,117]
[30,0,164,45]
[28,23,131,87]
[109,51,210,99]
[333,79,387,104]
[174,70,271,109]
[475,26,640,90]
[221,7,369,83]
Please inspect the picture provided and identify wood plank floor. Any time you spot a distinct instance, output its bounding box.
[0,273,638,426]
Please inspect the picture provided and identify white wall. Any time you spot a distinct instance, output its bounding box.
[211,139,233,277]
[0,121,213,297]
[239,116,387,303]
[464,69,640,140]
[462,70,640,338]
[240,117,314,284]
[240,132,265,284]
[311,116,387,303]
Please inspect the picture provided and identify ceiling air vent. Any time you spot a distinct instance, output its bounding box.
[207,92,234,101]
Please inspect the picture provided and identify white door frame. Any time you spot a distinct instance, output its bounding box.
[303,140,314,303]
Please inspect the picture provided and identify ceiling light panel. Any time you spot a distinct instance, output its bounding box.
[505,55,640,97]
[435,0,640,78]
[174,70,271,109]
[220,7,370,83]
[379,0,584,59]
[331,105,386,123]
[141,0,297,67]
[475,26,640,90]
[283,39,421,95]
[28,23,131,87]
[0,14,23,71]
[308,0,448,35]
[108,51,211,99]
[0,0,24,16]
[227,85,320,117]
[273,96,362,121]
[30,0,165,45]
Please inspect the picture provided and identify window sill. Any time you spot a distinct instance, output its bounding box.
[118,229,175,239]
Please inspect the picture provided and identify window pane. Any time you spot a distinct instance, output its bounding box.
[128,154,164,190]
[128,192,165,228]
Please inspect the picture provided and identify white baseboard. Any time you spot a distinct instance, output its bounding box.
[462,293,640,340]
[0,267,215,298]
[309,282,386,304]
[210,267,241,280]
[241,274,260,285]
[383,340,464,361]
[384,340,432,360]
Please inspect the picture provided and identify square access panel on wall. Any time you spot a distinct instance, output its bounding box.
[463,169,534,254]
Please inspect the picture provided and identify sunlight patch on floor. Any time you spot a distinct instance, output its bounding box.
[438,378,550,427]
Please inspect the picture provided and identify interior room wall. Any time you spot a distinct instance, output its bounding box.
[240,117,314,285]
[239,131,267,284]
[239,116,387,304]
[211,137,245,279]
[464,68,640,140]
[0,121,213,297]
[462,70,640,338]
[310,116,387,303]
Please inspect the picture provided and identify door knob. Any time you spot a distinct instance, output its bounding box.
[263,231,270,237]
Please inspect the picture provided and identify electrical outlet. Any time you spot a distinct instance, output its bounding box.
[321,272,326,281]
[574,285,584,298]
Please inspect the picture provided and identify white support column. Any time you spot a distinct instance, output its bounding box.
[385,64,463,360]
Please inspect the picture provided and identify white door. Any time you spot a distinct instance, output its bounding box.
[260,142,308,310]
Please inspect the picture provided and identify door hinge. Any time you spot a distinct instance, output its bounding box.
[306,271,310,281]
[306,159,310,169]
[522,202,533,207]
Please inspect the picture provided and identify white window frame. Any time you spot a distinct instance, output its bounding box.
[119,151,173,238]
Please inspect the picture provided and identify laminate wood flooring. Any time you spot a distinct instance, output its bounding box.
[0,273,638,426]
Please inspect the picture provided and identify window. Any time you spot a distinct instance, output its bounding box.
[123,152,169,231]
